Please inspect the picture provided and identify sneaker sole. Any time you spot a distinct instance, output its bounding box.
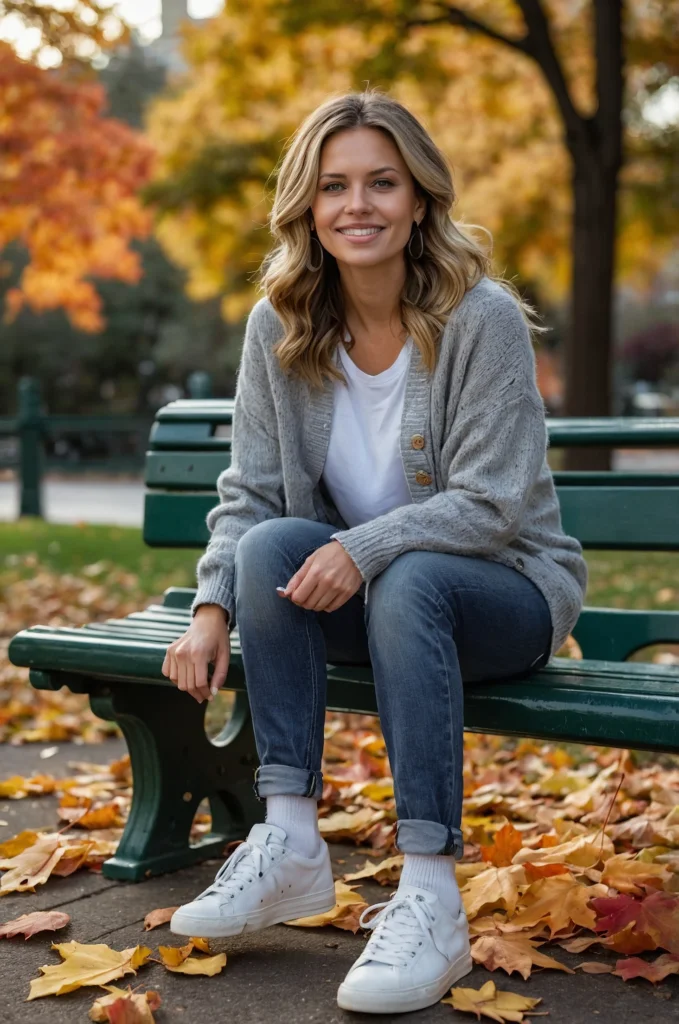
[170,885,337,939]
[336,949,473,1014]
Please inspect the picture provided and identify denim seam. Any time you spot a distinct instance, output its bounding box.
[431,594,457,832]
[302,609,319,778]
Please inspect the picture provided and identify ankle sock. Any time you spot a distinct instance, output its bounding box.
[399,853,462,917]
[265,795,322,859]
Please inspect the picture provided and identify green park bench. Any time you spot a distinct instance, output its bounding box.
[8,403,679,882]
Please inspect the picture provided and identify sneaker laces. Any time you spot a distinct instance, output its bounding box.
[195,837,285,906]
[358,893,435,969]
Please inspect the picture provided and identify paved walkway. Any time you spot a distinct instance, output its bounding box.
[0,741,676,1022]
[2,449,679,528]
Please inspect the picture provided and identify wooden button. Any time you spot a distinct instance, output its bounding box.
[411,434,425,450]
[415,470,432,486]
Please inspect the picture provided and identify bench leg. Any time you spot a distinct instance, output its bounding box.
[88,684,263,881]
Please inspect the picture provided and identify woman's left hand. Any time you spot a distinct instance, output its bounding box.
[278,540,363,613]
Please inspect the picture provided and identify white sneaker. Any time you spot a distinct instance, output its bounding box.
[170,822,336,939]
[336,883,473,1014]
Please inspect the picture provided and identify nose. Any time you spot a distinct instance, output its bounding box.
[344,183,373,215]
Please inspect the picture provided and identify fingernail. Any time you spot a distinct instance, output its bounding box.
[210,687,218,696]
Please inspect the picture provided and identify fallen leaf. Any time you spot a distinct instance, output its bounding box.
[614,953,679,983]
[480,823,524,867]
[0,833,66,894]
[89,985,161,1022]
[0,910,70,939]
[342,855,404,886]
[29,942,152,999]
[507,876,610,937]
[441,978,545,1021]
[576,961,615,974]
[284,881,369,933]
[157,941,226,976]
[0,829,39,858]
[143,907,179,931]
[600,853,673,895]
[471,932,575,979]
[591,890,679,955]
[461,864,528,920]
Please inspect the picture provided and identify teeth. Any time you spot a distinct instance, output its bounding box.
[339,228,382,236]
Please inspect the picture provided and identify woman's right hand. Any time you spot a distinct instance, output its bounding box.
[161,604,231,704]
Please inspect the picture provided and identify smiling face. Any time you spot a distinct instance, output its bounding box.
[309,126,426,270]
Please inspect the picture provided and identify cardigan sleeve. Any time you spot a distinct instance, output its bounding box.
[329,296,547,583]
[191,301,284,628]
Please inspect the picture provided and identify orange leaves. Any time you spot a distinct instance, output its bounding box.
[89,986,162,1023]
[471,932,575,979]
[285,881,369,933]
[0,43,154,331]
[155,941,226,976]
[480,823,523,866]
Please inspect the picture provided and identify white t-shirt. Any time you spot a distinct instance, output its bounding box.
[322,333,414,528]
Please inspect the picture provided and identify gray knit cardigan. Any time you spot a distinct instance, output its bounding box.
[192,276,588,658]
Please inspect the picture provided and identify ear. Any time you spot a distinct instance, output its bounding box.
[415,195,427,226]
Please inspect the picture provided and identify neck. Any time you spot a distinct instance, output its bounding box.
[338,252,406,340]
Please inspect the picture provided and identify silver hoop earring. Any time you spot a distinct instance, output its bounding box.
[407,222,424,260]
[306,233,324,272]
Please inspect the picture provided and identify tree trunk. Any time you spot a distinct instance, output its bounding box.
[563,150,619,470]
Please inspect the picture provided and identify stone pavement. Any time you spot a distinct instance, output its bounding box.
[0,741,677,1023]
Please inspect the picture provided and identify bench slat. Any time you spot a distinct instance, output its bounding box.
[8,626,679,752]
[143,487,679,549]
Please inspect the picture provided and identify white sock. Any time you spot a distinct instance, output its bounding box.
[265,795,322,859]
[399,853,461,917]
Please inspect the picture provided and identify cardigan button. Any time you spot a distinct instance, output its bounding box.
[415,470,432,486]
[411,434,425,450]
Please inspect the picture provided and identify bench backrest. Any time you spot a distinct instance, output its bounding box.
[145,402,679,661]
[145,401,679,550]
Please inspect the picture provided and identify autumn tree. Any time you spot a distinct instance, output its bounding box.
[0,3,155,331]
[147,0,678,468]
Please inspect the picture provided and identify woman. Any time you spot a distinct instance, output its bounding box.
[162,89,588,1015]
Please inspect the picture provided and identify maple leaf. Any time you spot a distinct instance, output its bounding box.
[28,942,152,999]
[143,907,179,931]
[89,985,162,1023]
[0,829,39,858]
[471,932,575,979]
[156,941,226,976]
[508,876,610,936]
[461,865,529,920]
[284,880,368,932]
[342,855,404,886]
[480,822,523,867]
[0,832,66,894]
[614,953,679,983]
[441,979,544,1021]
[590,890,679,956]
[600,852,673,895]
[0,910,70,939]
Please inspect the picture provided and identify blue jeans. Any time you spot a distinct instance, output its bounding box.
[234,518,553,859]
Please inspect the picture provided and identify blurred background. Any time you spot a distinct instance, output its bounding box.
[0,0,678,525]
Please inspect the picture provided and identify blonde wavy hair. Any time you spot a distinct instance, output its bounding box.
[257,88,547,391]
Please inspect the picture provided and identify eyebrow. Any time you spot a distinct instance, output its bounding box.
[319,166,400,180]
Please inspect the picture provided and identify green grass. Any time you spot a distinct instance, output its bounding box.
[1,519,679,610]
[0,519,198,598]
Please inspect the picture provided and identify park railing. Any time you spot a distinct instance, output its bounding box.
[0,373,214,517]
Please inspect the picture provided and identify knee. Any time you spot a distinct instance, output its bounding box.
[235,518,289,576]
[367,552,446,628]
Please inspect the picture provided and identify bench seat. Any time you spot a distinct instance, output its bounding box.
[8,410,679,881]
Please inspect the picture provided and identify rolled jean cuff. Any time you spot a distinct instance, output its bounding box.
[395,819,464,859]
[253,764,324,802]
